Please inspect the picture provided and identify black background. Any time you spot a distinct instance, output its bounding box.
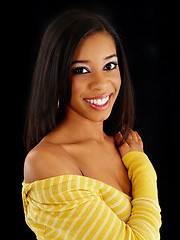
[7,1,179,239]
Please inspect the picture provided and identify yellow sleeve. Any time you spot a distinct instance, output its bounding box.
[122,151,161,239]
[122,151,159,201]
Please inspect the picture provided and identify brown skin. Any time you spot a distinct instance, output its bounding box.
[24,32,143,196]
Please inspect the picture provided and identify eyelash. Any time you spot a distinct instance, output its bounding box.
[72,61,118,75]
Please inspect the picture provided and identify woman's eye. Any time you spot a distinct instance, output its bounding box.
[104,62,118,71]
[72,67,89,74]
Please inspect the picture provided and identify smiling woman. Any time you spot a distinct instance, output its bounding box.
[23,10,134,151]
[22,10,161,240]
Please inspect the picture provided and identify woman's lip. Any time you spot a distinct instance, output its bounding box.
[84,93,112,100]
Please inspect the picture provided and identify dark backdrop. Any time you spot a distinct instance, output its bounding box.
[8,2,179,239]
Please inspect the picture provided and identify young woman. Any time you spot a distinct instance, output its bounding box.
[22,10,161,239]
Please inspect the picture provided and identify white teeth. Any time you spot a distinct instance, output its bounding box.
[86,96,109,105]
[97,99,101,105]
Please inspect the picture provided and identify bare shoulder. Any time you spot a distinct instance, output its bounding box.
[24,141,81,183]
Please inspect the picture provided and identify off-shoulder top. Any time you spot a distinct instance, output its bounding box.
[22,151,161,239]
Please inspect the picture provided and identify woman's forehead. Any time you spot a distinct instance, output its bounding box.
[72,31,117,62]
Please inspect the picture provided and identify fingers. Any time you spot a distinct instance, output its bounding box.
[115,129,143,145]
[126,130,142,143]
[135,131,144,149]
[115,132,129,157]
[126,130,138,144]
[115,129,144,157]
[115,131,123,146]
[115,129,137,145]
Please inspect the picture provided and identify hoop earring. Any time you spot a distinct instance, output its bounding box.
[57,99,60,109]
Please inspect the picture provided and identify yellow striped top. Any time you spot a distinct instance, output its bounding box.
[22,151,161,239]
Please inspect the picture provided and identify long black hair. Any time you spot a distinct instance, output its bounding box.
[24,10,134,151]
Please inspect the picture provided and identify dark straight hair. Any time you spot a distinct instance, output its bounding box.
[24,10,134,151]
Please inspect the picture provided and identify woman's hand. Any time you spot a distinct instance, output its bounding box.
[115,130,144,158]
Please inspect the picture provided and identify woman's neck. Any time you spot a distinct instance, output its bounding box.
[53,106,107,144]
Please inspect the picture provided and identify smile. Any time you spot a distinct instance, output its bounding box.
[84,93,112,111]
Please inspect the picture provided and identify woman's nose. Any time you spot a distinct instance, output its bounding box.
[89,71,109,91]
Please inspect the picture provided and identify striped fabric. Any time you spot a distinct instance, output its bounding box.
[22,151,161,239]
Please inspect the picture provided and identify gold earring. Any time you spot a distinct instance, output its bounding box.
[57,99,60,109]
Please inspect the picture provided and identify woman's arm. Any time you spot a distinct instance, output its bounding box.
[115,130,159,200]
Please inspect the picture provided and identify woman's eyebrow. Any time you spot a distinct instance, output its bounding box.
[71,60,89,65]
[104,54,117,60]
[71,54,117,65]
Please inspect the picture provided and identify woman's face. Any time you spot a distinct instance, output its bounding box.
[68,31,121,122]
